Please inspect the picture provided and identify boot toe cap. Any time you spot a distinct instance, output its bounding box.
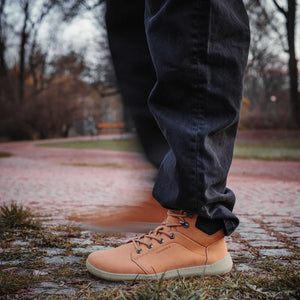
[87,246,145,275]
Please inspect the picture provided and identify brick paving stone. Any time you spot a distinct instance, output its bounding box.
[235,263,260,272]
[248,240,286,248]
[237,227,266,233]
[290,232,300,238]
[41,255,82,265]
[273,225,295,231]
[238,232,277,241]
[259,249,294,257]
[68,238,93,245]
[231,250,255,260]
[238,222,262,229]
[11,241,30,247]
[39,282,62,289]
[33,270,48,276]
[72,245,110,254]
[0,259,24,265]
[227,242,246,252]
[89,282,118,291]
[45,248,65,256]
[275,222,297,228]
[262,217,290,224]
[31,286,76,296]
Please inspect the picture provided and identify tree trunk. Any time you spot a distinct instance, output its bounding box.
[0,0,7,76]
[286,0,300,128]
[19,0,29,104]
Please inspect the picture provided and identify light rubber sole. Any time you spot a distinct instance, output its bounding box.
[86,254,233,281]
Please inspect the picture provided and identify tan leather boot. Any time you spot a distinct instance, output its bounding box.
[86,210,232,281]
[74,195,167,233]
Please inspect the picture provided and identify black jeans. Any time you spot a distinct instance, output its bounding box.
[106,0,250,236]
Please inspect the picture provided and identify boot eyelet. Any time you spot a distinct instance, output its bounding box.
[169,233,175,239]
[159,238,164,244]
[185,212,193,218]
[180,220,189,228]
[148,243,153,249]
[136,249,142,254]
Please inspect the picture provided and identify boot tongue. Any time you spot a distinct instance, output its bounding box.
[165,209,184,224]
[166,209,198,229]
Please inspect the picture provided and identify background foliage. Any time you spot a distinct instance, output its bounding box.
[0,0,299,140]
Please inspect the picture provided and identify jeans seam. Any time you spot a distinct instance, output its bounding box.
[194,0,211,211]
[191,1,200,211]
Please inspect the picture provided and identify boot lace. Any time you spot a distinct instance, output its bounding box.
[128,210,191,254]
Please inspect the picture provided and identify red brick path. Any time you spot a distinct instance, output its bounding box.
[0,136,299,221]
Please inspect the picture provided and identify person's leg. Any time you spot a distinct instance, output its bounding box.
[87,0,250,280]
[146,0,250,236]
[105,0,169,168]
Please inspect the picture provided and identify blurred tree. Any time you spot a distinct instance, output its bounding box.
[80,0,117,94]
[53,0,117,95]
[248,0,299,128]
[0,0,96,140]
[18,0,59,103]
[273,0,299,128]
[25,52,91,138]
[0,0,7,76]
[246,1,285,99]
[0,0,16,107]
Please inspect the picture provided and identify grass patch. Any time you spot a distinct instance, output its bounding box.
[61,162,151,170]
[0,202,41,231]
[86,262,300,299]
[234,140,300,161]
[0,248,45,262]
[51,224,83,238]
[0,151,13,158]
[37,139,142,152]
[0,270,45,296]
[32,231,76,249]
[37,138,300,161]
[62,162,126,168]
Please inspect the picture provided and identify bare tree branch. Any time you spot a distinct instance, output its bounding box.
[272,0,287,16]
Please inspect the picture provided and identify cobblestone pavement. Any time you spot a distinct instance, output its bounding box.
[0,135,299,298]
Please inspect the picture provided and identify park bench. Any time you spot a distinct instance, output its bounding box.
[97,122,125,134]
